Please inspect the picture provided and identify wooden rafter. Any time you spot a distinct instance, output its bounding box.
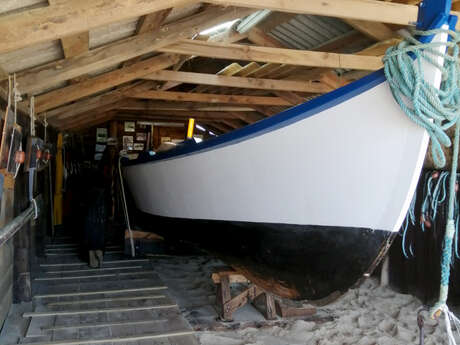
[343,19,395,41]
[123,8,173,67]
[158,40,384,70]
[206,0,420,26]
[45,82,156,119]
[14,6,256,95]
[125,90,291,106]
[118,109,260,120]
[143,70,333,93]
[48,0,90,59]
[0,0,197,55]
[35,54,181,112]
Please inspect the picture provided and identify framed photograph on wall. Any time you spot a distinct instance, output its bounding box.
[124,121,135,132]
[136,132,147,141]
[133,143,144,151]
[122,136,134,151]
[96,128,107,143]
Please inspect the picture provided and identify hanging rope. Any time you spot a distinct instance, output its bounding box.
[29,96,35,137]
[383,27,460,339]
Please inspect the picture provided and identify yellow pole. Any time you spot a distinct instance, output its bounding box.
[186,118,195,139]
[53,133,63,226]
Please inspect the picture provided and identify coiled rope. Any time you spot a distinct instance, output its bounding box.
[383,27,460,332]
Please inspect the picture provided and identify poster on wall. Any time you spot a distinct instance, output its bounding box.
[96,128,108,143]
[122,136,134,151]
[133,143,144,151]
[136,132,147,141]
[124,121,135,132]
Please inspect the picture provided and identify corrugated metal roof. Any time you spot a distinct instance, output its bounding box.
[269,14,353,50]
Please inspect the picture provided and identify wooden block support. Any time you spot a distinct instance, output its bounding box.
[213,268,276,321]
[274,300,317,318]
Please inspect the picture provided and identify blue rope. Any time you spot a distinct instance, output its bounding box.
[402,191,417,258]
[383,28,460,318]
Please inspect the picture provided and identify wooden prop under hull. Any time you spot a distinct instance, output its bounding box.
[136,212,395,302]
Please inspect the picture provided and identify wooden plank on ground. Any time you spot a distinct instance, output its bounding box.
[23,304,178,317]
[14,330,195,345]
[34,286,167,299]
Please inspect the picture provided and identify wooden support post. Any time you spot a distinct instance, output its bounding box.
[53,133,63,226]
[265,293,276,320]
[216,275,232,321]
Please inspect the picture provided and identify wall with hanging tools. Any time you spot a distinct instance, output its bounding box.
[389,168,460,305]
[0,103,55,330]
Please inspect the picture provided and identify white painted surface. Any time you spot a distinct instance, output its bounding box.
[124,33,448,233]
[124,80,422,232]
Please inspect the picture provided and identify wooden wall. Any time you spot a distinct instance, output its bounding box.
[0,108,52,329]
[0,237,13,330]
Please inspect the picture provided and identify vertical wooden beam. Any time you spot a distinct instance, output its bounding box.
[216,275,232,321]
[53,133,63,226]
[123,8,173,67]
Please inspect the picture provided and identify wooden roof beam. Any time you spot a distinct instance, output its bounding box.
[13,6,255,95]
[45,81,156,119]
[206,0,421,26]
[125,90,291,106]
[158,40,383,70]
[343,19,395,41]
[35,54,180,112]
[0,0,198,55]
[143,70,333,93]
[123,8,173,67]
[118,109,259,120]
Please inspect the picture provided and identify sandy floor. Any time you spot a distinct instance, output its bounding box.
[150,255,456,345]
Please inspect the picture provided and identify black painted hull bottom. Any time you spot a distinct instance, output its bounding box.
[136,211,395,303]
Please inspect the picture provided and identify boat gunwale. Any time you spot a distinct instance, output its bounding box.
[123,69,387,167]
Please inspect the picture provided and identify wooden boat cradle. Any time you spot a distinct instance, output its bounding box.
[212,266,316,321]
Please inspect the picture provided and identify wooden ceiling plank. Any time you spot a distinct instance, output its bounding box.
[247,27,286,48]
[60,32,90,58]
[158,40,383,70]
[143,70,333,93]
[125,90,291,106]
[343,19,395,41]
[14,6,256,95]
[205,0,420,26]
[62,113,115,131]
[123,8,173,67]
[45,81,156,119]
[47,1,90,59]
[0,0,197,55]
[272,91,306,105]
[118,109,257,120]
[137,8,173,35]
[35,54,180,112]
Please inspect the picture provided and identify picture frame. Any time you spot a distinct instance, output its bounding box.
[124,121,135,132]
[122,136,134,151]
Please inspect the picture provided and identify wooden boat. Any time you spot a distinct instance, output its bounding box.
[123,1,454,302]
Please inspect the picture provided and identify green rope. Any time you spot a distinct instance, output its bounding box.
[383,28,460,319]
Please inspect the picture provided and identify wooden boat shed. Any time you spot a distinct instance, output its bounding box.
[0,0,460,344]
